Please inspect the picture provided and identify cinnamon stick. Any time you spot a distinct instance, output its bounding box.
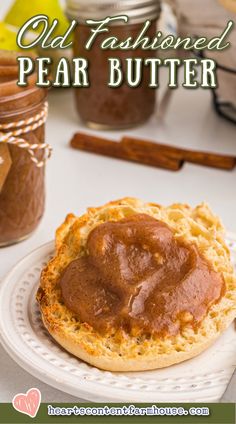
[70,133,183,171]
[122,137,236,170]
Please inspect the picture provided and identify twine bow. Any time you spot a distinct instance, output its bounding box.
[0,102,52,168]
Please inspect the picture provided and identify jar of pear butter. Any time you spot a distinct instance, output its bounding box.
[66,0,161,129]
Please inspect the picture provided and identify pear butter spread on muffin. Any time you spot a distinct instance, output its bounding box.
[36,198,236,371]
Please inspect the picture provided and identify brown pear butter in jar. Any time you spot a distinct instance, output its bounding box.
[66,0,161,130]
[0,52,49,246]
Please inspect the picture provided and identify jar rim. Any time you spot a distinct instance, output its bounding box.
[0,73,39,98]
[0,86,47,120]
[0,84,45,103]
[66,0,161,24]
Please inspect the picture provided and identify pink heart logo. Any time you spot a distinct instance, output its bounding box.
[12,388,41,418]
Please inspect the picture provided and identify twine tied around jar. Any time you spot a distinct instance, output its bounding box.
[0,102,52,168]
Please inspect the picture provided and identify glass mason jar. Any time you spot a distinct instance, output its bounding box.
[0,53,49,246]
[66,0,161,130]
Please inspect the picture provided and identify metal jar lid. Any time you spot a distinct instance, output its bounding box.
[66,0,161,24]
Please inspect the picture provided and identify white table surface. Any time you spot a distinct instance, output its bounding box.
[0,0,236,404]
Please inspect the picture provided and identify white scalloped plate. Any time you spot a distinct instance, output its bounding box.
[0,236,236,403]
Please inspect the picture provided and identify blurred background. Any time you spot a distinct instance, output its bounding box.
[1,0,235,122]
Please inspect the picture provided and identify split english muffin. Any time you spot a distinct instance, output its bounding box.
[36,198,236,371]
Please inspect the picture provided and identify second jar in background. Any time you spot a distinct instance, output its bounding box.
[66,0,161,130]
